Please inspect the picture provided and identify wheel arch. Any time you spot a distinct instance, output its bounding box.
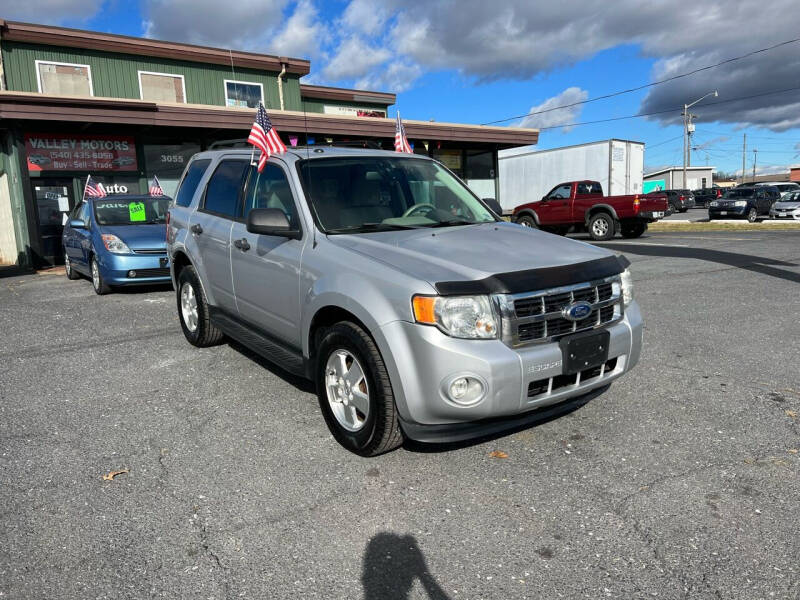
[585,204,619,224]
[514,208,539,225]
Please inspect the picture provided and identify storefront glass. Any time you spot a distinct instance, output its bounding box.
[143,143,201,198]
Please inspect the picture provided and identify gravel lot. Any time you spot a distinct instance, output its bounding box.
[1,230,799,600]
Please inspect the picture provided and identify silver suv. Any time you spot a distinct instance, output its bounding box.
[167,147,643,455]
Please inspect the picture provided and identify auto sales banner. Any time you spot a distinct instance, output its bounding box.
[25,133,138,172]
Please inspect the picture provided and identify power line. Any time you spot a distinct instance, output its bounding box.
[534,85,800,131]
[481,36,800,126]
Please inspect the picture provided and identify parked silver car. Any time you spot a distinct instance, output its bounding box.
[167,147,643,455]
[770,190,800,220]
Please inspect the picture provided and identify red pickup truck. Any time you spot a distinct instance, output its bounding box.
[512,180,668,241]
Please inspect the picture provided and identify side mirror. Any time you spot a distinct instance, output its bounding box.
[481,197,503,216]
[246,208,301,239]
[69,218,86,229]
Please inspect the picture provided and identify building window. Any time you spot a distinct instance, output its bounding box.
[35,60,93,97]
[702,177,707,188]
[224,80,264,108]
[138,71,186,103]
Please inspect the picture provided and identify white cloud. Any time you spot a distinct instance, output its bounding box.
[356,62,421,93]
[517,87,589,132]
[322,35,391,81]
[142,0,288,49]
[0,0,103,23]
[270,0,326,59]
[341,0,394,36]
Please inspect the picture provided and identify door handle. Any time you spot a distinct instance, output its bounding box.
[233,238,250,251]
[190,223,203,235]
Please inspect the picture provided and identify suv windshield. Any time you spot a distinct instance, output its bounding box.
[94,196,171,225]
[723,189,754,198]
[297,156,497,233]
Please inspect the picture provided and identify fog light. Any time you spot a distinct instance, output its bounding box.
[128,270,137,278]
[450,378,469,399]
[444,375,486,406]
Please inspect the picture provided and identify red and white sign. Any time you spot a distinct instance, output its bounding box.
[25,133,138,172]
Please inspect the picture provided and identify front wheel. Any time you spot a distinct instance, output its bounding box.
[747,207,759,223]
[588,212,616,241]
[515,215,537,228]
[316,322,403,456]
[90,256,110,295]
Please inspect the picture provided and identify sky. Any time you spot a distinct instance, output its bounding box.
[3,0,800,177]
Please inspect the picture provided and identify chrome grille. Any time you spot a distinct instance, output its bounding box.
[494,276,622,347]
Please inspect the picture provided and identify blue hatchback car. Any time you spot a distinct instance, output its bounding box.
[62,194,172,294]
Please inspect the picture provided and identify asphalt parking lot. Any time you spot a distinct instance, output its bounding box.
[1,230,799,600]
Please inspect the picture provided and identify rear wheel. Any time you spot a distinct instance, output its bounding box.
[176,265,224,347]
[65,252,80,280]
[620,222,647,239]
[316,321,402,456]
[747,207,759,223]
[515,215,537,228]
[588,212,616,241]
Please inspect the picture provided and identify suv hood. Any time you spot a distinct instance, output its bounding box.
[773,201,800,209]
[328,222,616,289]
[99,224,167,251]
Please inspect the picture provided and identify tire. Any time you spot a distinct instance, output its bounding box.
[588,212,616,241]
[315,321,403,456]
[747,207,758,223]
[515,215,537,229]
[65,252,80,280]
[176,265,224,347]
[679,208,689,213]
[90,256,110,295]
[621,222,647,239]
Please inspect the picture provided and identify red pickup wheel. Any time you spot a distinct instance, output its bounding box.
[588,212,616,241]
[515,215,537,228]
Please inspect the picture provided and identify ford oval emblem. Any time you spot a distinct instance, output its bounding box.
[562,301,593,322]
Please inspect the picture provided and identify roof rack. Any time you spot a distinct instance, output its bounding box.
[208,138,250,150]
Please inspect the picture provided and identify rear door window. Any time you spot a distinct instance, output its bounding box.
[174,159,211,208]
[202,159,249,219]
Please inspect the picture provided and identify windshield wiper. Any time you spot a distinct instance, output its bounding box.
[422,219,482,228]
[326,222,423,234]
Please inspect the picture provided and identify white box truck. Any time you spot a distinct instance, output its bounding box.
[498,139,645,212]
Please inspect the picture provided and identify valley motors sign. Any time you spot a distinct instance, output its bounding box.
[25,133,138,172]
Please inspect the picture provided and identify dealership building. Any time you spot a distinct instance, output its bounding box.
[0,19,538,270]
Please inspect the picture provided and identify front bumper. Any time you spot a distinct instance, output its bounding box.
[381,301,643,439]
[709,206,747,218]
[97,252,171,285]
[770,208,800,220]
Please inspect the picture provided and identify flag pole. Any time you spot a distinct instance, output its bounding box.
[81,175,90,202]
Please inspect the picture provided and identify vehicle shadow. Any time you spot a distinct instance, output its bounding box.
[403,390,596,454]
[362,532,451,600]
[113,283,174,294]
[225,338,316,394]
[599,242,800,284]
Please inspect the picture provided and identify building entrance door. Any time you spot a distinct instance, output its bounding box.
[31,179,75,266]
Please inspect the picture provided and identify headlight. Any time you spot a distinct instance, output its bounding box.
[735,200,747,207]
[709,201,718,207]
[413,295,499,339]
[620,269,634,306]
[101,234,131,254]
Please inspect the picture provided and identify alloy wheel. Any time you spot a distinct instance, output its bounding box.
[592,217,609,237]
[91,260,100,290]
[325,349,370,432]
[180,281,198,332]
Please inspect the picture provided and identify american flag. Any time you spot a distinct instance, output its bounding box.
[394,112,412,154]
[149,175,165,196]
[84,174,106,199]
[247,102,286,172]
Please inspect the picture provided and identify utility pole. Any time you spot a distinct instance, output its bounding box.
[682,91,716,189]
[752,149,758,182]
[741,133,746,184]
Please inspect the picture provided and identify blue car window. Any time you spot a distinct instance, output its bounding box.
[175,159,211,208]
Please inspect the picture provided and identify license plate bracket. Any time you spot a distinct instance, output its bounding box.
[560,330,610,375]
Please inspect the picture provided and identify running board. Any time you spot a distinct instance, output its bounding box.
[209,308,307,377]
